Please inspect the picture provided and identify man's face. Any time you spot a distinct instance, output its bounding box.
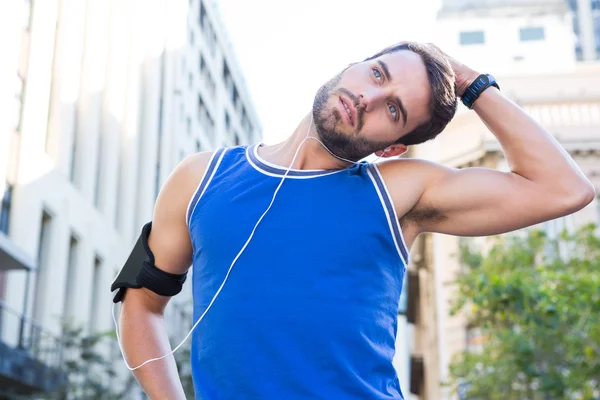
[312,50,432,161]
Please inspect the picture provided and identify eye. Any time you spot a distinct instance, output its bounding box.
[389,104,398,121]
[372,68,383,82]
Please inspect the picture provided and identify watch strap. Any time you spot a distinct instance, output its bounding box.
[461,74,499,109]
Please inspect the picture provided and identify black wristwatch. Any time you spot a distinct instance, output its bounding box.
[460,74,499,109]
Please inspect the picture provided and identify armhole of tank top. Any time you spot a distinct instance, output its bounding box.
[366,164,410,266]
[185,148,227,228]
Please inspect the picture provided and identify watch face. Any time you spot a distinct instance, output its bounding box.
[477,75,489,86]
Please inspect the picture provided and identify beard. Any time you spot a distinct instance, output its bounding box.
[312,71,395,162]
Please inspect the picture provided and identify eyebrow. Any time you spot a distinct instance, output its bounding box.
[378,59,408,127]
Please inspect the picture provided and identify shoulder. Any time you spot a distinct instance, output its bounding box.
[374,158,453,214]
[158,151,216,211]
[373,158,454,246]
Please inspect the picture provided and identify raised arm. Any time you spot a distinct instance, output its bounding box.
[119,151,213,398]
[388,50,595,238]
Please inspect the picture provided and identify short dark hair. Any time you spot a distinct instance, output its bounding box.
[364,42,457,146]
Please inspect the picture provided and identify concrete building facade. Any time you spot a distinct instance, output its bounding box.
[401,1,600,399]
[0,0,260,396]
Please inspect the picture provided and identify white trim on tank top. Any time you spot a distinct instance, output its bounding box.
[185,148,228,227]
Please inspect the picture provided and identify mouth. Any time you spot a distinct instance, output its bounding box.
[338,96,356,127]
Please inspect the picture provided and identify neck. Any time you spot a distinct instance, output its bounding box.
[260,113,352,171]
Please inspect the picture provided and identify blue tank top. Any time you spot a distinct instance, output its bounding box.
[187,144,409,399]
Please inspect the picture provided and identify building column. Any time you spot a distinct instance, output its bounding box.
[0,3,23,192]
[45,0,88,177]
[76,0,111,205]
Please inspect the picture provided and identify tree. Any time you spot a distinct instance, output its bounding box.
[448,223,600,399]
[44,325,136,400]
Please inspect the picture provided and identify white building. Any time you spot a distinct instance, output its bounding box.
[435,0,577,75]
[0,0,260,396]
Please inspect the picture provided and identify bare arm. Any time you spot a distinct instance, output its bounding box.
[119,152,213,399]
[407,87,595,237]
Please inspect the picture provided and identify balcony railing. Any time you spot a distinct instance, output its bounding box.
[0,299,67,396]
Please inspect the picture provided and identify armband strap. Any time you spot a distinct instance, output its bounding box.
[110,222,188,303]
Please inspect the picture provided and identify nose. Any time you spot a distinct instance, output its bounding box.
[358,88,387,113]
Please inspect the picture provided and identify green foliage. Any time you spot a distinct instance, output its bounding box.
[448,224,600,400]
[42,325,136,400]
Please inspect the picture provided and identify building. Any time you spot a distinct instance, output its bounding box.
[0,0,260,396]
[435,0,576,75]
[436,0,600,66]
[400,1,600,399]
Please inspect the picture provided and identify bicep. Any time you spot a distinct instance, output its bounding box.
[124,152,213,310]
[416,166,562,236]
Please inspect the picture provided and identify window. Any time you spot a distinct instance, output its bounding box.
[62,235,79,324]
[234,132,240,146]
[13,74,24,132]
[69,112,79,184]
[187,117,191,135]
[89,256,102,333]
[519,27,545,42]
[199,54,205,72]
[33,211,52,323]
[196,140,201,153]
[199,1,206,29]
[225,112,230,130]
[0,184,13,234]
[198,95,214,137]
[189,29,194,46]
[198,94,205,114]
[595,14,600,54]
[232,86,239,108]
[459,31,484,45]
[223,63,230,82]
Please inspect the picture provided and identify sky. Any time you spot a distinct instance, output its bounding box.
[217,0,442,144]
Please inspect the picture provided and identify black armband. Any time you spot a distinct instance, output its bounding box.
[110,222,188,303]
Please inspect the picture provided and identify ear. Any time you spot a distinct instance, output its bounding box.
[375,144,408,158]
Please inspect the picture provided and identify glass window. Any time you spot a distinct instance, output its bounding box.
[459,31,484,45]
[89,256,102,333]
[0,184,13,234]
[519,27,545,42]
[199,1,206,29]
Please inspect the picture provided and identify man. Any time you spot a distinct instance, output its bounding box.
[115,42,595,399]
